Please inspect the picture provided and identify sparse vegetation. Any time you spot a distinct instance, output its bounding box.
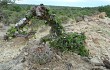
[1,3,110,57]
[0,4,99,25]
[1,3,98,57]
[6,26,28,40]
[6,26,17,38]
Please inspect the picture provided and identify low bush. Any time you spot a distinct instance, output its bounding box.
[6,26,28,39]
[42,33,89,57]
[48,32,89,56]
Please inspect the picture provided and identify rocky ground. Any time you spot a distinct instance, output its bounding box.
[0,15,110,70]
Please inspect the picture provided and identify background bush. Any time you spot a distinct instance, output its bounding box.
[1,3,110,26]
[98,5,110,17]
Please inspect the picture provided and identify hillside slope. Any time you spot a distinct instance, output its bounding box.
[0,15,110,70]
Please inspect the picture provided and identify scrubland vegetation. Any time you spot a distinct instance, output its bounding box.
[1,0,110,26]
[1,0,110,56]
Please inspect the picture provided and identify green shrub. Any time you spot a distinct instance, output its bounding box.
[6,26,28,39]
[48,32,89,56]
[7,26,17,38]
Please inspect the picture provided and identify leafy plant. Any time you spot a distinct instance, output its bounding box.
[6,26,28,39]
[7,26,17,38]
[48,32,89,56]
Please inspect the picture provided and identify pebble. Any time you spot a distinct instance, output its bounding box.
[24,52,28,56]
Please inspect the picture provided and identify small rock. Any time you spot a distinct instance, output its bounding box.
[91,67,103,70]
[97,30,102,33]
[103,59,110,69]
[24,52,28,56]
[53,67,64,70]
[55,54,62,60]
[82,57,91,63]
[12,63,24,70]
[0,23,3,28]
[90,57,101,64]
[21,57,26,63]
[65,62,73,70]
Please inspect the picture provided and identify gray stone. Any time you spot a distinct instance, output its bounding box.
[27,44,53,64]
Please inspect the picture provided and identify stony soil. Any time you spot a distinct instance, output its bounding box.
[0,16,110,70]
